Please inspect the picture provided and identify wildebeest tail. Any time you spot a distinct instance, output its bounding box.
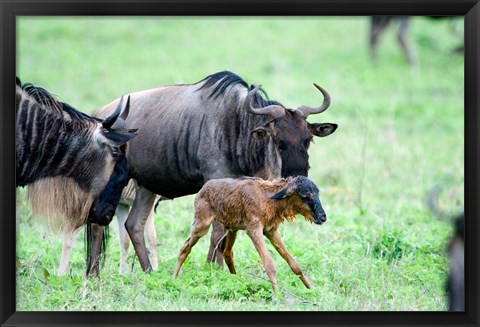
[85,223,110,275]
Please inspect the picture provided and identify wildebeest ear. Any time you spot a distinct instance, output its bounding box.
[251,126,271,140]
[271,189,288,199]
[308,123,338,137]
[100,130,137,147]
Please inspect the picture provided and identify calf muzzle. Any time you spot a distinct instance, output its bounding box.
[314,212,327,225]
[312,198,327,225]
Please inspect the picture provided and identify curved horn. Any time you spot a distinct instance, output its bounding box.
[102,95,124,129]
[243,85,285,119]
[296,83,331,117]
[119,95,131,121]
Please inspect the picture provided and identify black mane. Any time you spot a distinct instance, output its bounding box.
[198,71,283,108]
[19,79,98,124]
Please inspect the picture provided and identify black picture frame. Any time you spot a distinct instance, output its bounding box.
[1,0,478,326]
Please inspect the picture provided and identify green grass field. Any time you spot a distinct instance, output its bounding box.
[16,16,464,311]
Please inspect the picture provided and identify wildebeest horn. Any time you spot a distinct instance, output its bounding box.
[102,95,124,129]
[296,83,331,117]
[119,95,131,121]
[243,85,285,119]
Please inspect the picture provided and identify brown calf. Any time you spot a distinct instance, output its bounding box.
[173,176,327,290]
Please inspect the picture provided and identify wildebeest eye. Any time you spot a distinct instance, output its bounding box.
[300,192,313,199]
[278,140,288,151]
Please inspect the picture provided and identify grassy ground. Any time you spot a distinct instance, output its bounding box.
[16,16,464,311]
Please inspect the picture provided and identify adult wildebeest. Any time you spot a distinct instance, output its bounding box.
[94,71,338,272]
[447,212,464,311]
[16,77,137,275]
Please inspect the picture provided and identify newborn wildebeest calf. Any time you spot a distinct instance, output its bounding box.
[174,176,327,290]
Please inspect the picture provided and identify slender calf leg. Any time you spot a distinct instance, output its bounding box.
[223,230,238,274]
[246,226,278,290]
[125,186,157,272]
[207,221,225,266]
[116,203,131,275]
[174,203,214,277]
[265,230,312,289]
[58,226,81,276]
[145,204,158,270]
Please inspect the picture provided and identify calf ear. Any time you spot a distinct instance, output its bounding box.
[308,123,338,137]
[271,189,288,199]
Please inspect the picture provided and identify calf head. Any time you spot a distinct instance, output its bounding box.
[270,176,326,224]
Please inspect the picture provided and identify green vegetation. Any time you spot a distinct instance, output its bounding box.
[16,16,463,311]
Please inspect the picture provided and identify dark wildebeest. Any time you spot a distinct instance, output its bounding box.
[447,212,465,311]
[16,77,137,275]
[428,187,464,311]
[94,71,338,272]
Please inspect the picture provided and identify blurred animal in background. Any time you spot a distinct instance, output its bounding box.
[16,77,137,276]
[370,16,414,64]
[369,16,464,65]
[174,176,327,290]
[447,212,465,311]
[427,186,464,311]
[94,71,338,273]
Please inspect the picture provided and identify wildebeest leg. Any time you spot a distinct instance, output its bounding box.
[265,230,312,289]
[87,223,104,277]
[448,234,465,311]
[117,201,157,274]
[125,186,157,272]
[223,230,238,274]
[370,16,391,62]
[246,226,278,290]
[58,226,81,276]
[145,205,158,270]
[207,221,225,266]
[174,203,214,277]
[397,16,415,65]
[116,203,131,275]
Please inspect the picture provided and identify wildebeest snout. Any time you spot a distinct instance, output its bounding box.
[313,208,327,225]
[314,212,327,225]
